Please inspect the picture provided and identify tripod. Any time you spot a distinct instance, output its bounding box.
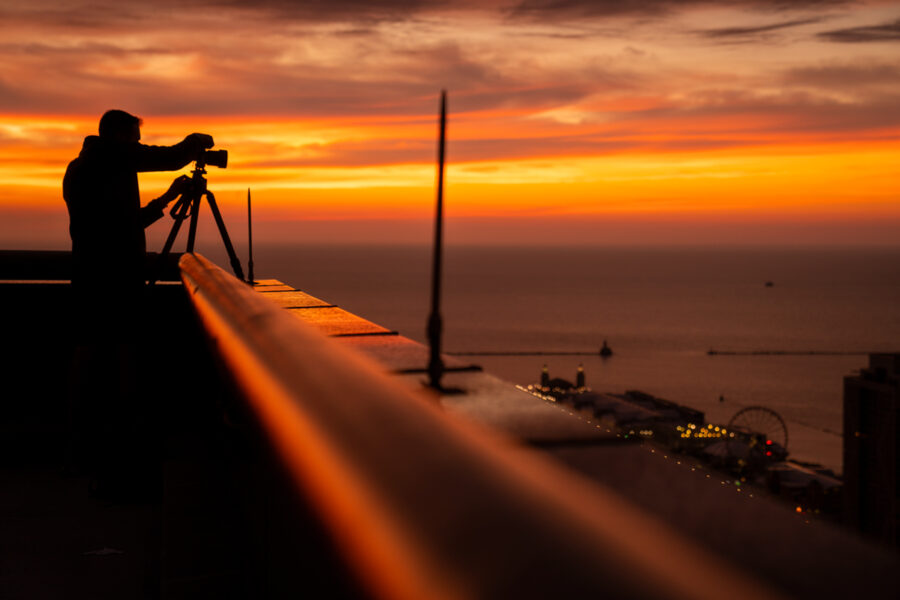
[152,158,245,284]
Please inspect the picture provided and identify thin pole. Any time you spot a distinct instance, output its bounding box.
[247,188,255,284]
[427,90,447,390]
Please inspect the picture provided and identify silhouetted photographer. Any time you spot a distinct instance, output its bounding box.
[63,109,217,500]
[64,109,215,339]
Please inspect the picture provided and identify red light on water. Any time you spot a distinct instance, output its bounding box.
[766,451,772,456]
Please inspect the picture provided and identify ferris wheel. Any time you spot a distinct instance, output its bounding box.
[726,406,789,462]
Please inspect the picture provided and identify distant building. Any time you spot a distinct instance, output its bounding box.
[536,365,585,394]
[843,354,900,547]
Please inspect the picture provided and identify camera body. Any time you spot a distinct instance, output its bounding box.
[199,149,228,169]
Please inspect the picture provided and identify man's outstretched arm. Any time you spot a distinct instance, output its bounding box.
[127,133,215,173]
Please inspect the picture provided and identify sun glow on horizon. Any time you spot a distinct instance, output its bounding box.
[3,111,899,225]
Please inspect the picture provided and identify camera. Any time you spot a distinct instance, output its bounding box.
[200,149,228,169]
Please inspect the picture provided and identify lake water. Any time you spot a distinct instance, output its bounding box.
[208,243,900,474]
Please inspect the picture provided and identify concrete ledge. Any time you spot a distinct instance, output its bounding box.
[179,252,780,600]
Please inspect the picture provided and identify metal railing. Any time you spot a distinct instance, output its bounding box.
[179,252,783,600]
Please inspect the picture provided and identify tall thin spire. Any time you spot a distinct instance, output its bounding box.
[247,188,255,284]
[427,90,447,390]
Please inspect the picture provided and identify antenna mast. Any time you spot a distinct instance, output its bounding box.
[427,90,447,390]
[247,188,255,284]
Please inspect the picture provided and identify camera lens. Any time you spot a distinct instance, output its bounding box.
[203,149,228,168]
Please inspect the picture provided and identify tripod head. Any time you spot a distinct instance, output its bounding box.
[168,149,225,218]
[188,161,209,195]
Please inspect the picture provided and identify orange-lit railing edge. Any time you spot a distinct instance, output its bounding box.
[179,252,785,600]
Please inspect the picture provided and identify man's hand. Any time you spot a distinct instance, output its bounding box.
[159,175,192,206]
[185,132,214,151]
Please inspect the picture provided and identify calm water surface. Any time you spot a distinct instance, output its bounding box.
[215,243,900,474]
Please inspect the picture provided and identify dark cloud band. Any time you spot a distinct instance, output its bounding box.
[508,0,851,21]
[697,17,824,40]
[818,18,900,43]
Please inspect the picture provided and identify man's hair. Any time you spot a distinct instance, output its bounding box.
[98,109,143,139]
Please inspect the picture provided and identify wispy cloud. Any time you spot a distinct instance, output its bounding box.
[696,17,825,41]
[818,18,900,42]
[508,0,696,20]
[507,0,851,20]
[240,133,769,168]
[784,60,900,90]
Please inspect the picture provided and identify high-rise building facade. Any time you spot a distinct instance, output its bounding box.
[843,354,900,547]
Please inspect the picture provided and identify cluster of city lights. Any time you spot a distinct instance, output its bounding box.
[520,385,558,403]
[623,429,654,439]
[524,385,824,524]
[676,423,736,440]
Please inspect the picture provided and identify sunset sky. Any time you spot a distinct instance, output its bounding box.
[1,0,898,246]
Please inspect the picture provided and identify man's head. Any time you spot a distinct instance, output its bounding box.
[99,109,142,143]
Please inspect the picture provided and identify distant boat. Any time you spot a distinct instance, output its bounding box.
[599,340,613,357]
[765,281,774,287]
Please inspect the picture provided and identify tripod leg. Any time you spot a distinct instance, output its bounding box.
[161,195,191,256]
[204,190,246,281]
[186,195,201,253]
[150,194,192,286]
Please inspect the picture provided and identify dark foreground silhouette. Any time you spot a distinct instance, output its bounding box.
[63,109,216,499]
[63,109,213,340]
